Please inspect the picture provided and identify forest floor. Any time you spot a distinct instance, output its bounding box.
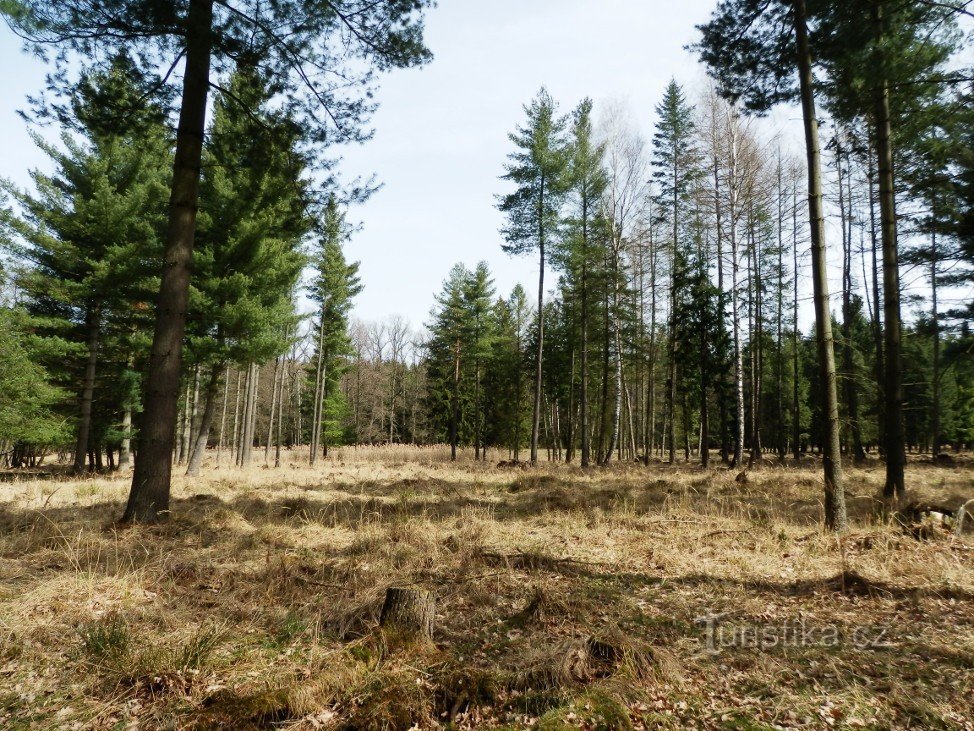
[1,446,973,730]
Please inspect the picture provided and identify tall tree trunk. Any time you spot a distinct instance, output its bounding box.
[793,0,846,531]
[450,338,460,462]
[310,314,327,464]
[838,141,866,461]
[792,181,802,460]
[119,407,133,470]
[605,244,623,464]
[183,366,200,466]
[776,156,786,460]
[216,364,230,466]
[242,364,259,467]
[930,213,940,456]
[580,205,591,467]
[265,354,282,465]
[231,368,242,464]
[530,174,546,465]
[867,142,886,455]
[122,0,214,523]
[73,305,100,474]
[177,380,191,465]
[728,109,745,468]
[872,3,905,499]
[186,365,221,477]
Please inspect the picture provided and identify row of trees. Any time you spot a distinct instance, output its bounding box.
[471,0,974,530]
[1,0,972,534]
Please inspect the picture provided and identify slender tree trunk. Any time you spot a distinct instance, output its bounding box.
[792,182,802,460]
[216,364,230,466]
[794,0,846,530]
[186,365,221,477]
[177,380,191,465]
[310,315,326,465]
[776,156,786,460]
[838,142,866,461]
[242,364,259,467]
[867,143,886,455]
[450,339,460,462]
[580,205,591,467]
[605,243,623,464]
[119,408,133,470]
[872,4,905,499]
[648,242,658,461]
[930,218,940,456]
[73,305,100,474]
[122,0,214,522]
[265,354,282,465]
[275,355,287,467]
[728,109,745,468]
[231,368,242,464]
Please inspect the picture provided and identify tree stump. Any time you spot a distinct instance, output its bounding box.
[380,588,434,639]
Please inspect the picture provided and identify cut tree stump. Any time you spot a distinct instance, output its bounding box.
[379,587,435,639]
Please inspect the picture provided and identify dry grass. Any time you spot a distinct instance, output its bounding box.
[1,446,972,729]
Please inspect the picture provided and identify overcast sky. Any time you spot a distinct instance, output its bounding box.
[4,1,956,333]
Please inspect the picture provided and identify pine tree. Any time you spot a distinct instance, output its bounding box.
[184,66,309,476]
[497,87,569,465]
[2,56,170,473]
[562,99,608,467]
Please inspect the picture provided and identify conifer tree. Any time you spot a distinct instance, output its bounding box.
[184,66,308,476]
[652,80,702,465]
[308,196,362,464]
[2,56,170,473]
[563,99,608,467]
[497,88,569,464]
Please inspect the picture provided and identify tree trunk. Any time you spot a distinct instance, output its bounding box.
[265,354,282,465]
[792,181,802,460]
[216,364,230,466]
[872,4,905,500]
[580,208,590,467]
[122,0,214,523]
[531,244,545,464]
[186,365,221,477]
[119,407,133,470]
[838,142,866,462]
[931,217,940,456]
[73,305,100,474]
[793,0,846,531]
[867,143,886,455]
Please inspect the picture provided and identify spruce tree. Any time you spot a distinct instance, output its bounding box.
[308,196,363,464]
[652,79,702,465]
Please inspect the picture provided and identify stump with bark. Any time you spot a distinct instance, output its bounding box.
[379,587,434,639]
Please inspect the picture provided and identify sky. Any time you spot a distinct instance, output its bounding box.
[1,2,960,333]
[0,0,728,330]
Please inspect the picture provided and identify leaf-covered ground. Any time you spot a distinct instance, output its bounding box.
[1,447,972,730]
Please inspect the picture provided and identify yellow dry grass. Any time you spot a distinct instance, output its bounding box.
[0,446,972,730]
